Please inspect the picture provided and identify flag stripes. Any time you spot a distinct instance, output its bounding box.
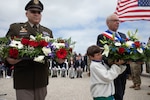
[115,0,150,22]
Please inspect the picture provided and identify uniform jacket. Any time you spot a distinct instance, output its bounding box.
[6,22,53,89]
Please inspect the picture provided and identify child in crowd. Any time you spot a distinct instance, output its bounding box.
[86,45,126,100]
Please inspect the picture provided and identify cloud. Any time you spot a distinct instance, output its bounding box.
[42,0,117,28]
[0,0,150,55]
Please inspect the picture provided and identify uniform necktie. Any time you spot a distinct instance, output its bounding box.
[33,25,38,32]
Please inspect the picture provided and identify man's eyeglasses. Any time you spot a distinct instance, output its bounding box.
[29,10,41,14]
[109,19,120,22]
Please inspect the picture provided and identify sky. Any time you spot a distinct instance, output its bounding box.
[0,0,150,55]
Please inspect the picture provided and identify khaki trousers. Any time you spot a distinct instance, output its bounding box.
[130,62,141,85]
[16,87,47,100]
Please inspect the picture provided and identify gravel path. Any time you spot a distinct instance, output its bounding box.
[0,72,150,100]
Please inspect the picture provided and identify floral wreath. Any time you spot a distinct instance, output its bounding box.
[100,29,148,62]
[0,34,76,63]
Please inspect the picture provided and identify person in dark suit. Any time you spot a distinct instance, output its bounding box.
[97,13,131,100]
[59,62,67,77]
[5,0,53,100]
[74,54,85,78]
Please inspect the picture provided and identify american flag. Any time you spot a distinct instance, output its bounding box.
[115,0,150,22]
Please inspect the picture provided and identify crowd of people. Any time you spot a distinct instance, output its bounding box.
[49,52,89,79]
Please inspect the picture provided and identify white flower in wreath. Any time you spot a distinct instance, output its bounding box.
[34,55,45,63]
[52,42,65,49]
[42,47,52,56]
[42,36,53,42]
[125,41,134,48]
[102,44,110,57]
[137,48,143,53]
[30,35,36,40]
[115,42,121,46]
[9,40,23,49]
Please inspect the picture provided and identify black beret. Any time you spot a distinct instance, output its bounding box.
[25,0,44,11]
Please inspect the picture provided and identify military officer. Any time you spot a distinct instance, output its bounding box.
[5,0,53,100]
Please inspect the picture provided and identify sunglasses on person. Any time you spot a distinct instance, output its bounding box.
[29,10,41,14]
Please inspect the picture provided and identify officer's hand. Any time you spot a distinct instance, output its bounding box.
[6,57,21,65]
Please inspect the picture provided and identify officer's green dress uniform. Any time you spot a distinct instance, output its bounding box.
[5,0,53,100]
[6,21,53,89]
